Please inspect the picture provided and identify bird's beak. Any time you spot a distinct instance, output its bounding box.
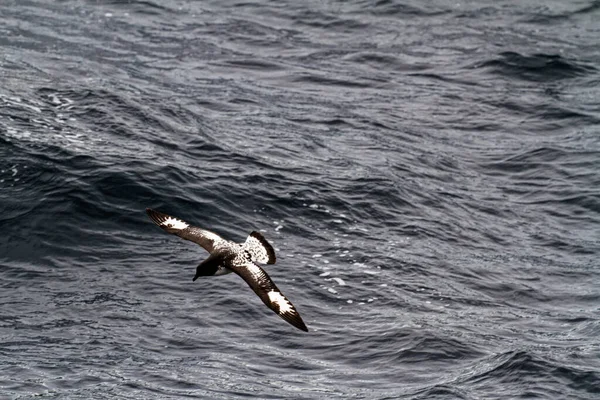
[192,274,199,282]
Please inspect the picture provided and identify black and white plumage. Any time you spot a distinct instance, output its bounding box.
[146,208,308,332]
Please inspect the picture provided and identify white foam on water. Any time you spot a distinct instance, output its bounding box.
[363,270,380,275]
[332,277,346,286]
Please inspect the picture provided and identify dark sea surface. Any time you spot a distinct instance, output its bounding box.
[1,0,599,398]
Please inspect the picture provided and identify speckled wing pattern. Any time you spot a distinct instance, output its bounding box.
[242,232,276,265]
[227,256,308,332]
[146,208,224,252]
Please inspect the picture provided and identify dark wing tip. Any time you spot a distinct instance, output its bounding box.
[250,231,276,264]
[278,310,308,332]
[146,208,165,225]
[290,315,309,332]
[269,293,308,332]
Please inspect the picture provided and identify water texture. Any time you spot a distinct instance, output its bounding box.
[1,0,599,399]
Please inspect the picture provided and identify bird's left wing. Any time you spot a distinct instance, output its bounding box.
[227,257,308,332]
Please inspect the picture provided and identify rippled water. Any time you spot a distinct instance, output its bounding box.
[1,0,599,399]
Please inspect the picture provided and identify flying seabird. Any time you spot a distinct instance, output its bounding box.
[146,208,308,332]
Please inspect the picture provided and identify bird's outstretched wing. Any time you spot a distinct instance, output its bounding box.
[146,208,224,253]
[227,257,308,332]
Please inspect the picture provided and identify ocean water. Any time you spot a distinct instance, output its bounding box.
[1,0,599,398]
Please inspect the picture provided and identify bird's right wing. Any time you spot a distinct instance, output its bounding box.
[146,208,224,253]
[228,257,308,332]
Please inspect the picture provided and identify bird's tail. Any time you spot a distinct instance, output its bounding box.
[243,232,276,264]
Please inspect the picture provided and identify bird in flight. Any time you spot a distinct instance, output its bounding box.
[146,208,308,332]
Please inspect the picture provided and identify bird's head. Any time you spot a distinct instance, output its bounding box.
[192,266,211,281]
[193,256,221,281]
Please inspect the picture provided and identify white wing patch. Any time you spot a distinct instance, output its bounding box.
[267,290,293,314]
[160,216,188,230]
